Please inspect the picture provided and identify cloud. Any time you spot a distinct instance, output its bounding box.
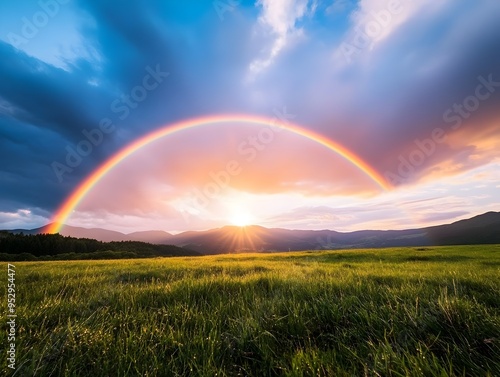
[418,211,470,224]
[351,0,440,43]
[71,122,386,219]
[266,206,344,224]
[326,0,500,183]
[0,2,237,214]
[235,1,500,192]
[0,208,51,230]
[63,161,500,232]
[331,0,454,66]
[249,0,315,78]
[326,0,351,15]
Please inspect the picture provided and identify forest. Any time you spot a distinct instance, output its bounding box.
[0,231,199,261]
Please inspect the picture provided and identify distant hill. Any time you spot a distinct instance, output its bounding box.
[425,211,500,245]
[160,212,500,253]
[4,211,500,254]
[9,224,173,243]
[126,230,174,244]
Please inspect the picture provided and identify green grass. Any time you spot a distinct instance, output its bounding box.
[1,245,499,376]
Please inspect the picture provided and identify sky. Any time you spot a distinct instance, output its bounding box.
[0,0,499,233]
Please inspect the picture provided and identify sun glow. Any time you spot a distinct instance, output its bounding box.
[229,212,254,227]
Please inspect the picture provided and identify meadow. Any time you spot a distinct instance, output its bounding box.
[1,245,499,376]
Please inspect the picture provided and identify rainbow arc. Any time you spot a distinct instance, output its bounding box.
[47,115,391,234]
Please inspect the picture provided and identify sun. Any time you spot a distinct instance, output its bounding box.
[229,212,254,227]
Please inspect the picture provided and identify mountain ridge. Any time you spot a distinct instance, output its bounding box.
[4,211,500,254]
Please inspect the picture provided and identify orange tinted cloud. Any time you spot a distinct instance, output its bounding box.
[76,123,381,214]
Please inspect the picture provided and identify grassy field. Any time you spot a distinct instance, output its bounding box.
[1,245,499,376]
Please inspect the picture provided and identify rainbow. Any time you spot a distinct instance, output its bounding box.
[46,114,391,234]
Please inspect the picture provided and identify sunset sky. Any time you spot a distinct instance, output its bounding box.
[1,0,499,233]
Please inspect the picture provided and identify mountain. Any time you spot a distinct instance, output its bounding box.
[160,212,500,253]
[4,212,500,254]
[57,225,131,242]
[12,224,174,243]
[425,211,500,245]
[123,230,173,244]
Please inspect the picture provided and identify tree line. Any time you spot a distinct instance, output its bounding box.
[0,232,199,261]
